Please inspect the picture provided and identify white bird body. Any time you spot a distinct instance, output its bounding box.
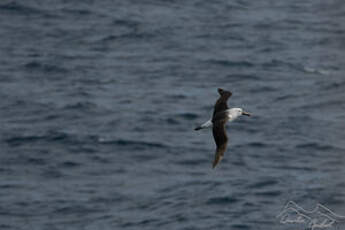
[196,108,245,130]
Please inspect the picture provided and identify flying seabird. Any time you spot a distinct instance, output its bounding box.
[194,88,251,168]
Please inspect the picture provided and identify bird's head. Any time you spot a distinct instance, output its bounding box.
[230,108,251,118]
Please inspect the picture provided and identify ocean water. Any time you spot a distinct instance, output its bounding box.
[1,0,345,229]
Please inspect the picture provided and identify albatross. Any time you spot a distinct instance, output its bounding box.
[194,88,251,168]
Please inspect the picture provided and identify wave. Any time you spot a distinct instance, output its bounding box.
[26,157,46,166]
[206,196,239,205]
[24,61,68,74]
[235,142,269,148]
[5,130,169,152]
[41,167,64,179]
[112,19,140,28]
[295,142,339,151]
[174,158,207,166]
[0,183,24,189]
[230,224,251,230]
[99,31,156,42]
[0,2,42,15]
[226,74,260,82]
[249,86,277,93]
[165,118,180,125]
[5,132,70,146]
[321,80,345,91]
[246,179,278,189]
[177,112,198,120]
[62,101,98,111]
[60,8,94,16]
[59,161,81,168]
[166,94,187,100]
[254,190,282,197]
[98,138,168,149]
[206,59,255,68]
[53,204,104,215]
[302,66,331,75]
[294,99,345,111]
[261,59,295,69]
[275,94,296,102]
[270,165,315,171]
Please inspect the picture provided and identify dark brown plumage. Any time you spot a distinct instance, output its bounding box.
[211,88,232,168]
[212,119,228,168]
[212,88,232,119]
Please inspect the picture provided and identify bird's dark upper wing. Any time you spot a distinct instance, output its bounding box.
[212,88,232,119]
[212,118,228,168]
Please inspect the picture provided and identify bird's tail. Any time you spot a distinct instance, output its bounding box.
[194,126,202,131]
[212,153,223,168]
[212,145,226,168]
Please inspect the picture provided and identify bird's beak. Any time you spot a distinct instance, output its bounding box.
[242,111,251,116]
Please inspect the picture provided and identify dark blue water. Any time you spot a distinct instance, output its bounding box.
[1,0,345,229]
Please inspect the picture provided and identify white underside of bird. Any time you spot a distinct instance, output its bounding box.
[195,108,247,130]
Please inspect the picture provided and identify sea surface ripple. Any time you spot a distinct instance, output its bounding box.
[0,0,345,229]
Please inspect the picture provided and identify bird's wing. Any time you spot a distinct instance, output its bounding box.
[212,118,228,168]
[212,88,232,119]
